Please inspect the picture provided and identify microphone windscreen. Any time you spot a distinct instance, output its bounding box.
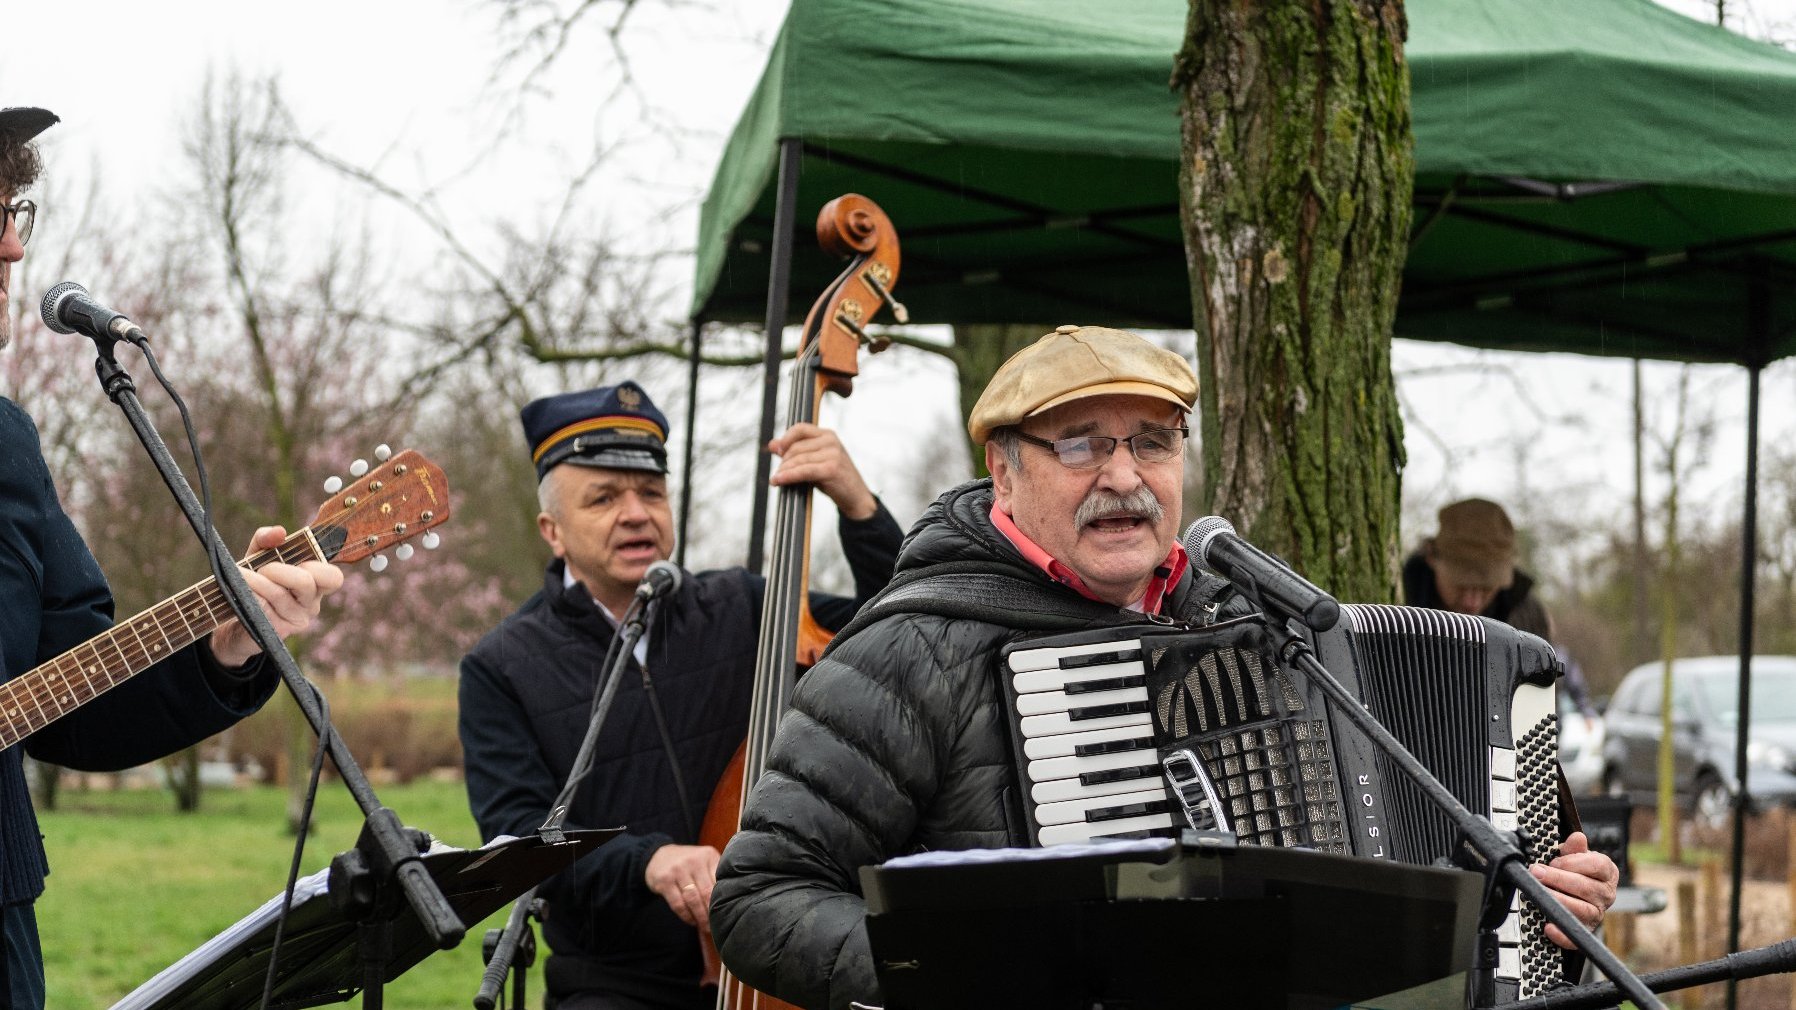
[644,559,682,596]
[39,280,87,335]
[1182,515,1236,564]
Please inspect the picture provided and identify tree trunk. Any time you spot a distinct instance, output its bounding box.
[163,746,203,813]
[951,324,1052,476]
[27,759,59,813]
[1173,0,1412,601]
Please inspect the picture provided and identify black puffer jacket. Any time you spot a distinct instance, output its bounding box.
[711,480,1237,1010]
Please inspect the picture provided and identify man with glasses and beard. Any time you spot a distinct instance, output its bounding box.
[710,324,1620,1010]
[0,106,341,1008]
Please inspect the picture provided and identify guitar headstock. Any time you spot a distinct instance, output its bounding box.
[309,447,450,568]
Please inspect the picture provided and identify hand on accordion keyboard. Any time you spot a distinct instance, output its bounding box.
[1528,831,1620,948]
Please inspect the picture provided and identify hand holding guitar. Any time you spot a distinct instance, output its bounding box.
[207,525,345,668]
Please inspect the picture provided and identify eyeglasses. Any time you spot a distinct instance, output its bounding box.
[2,201,35,246]
[1013,426,1189,469]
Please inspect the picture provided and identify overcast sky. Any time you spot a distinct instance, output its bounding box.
[4,0,1794,585]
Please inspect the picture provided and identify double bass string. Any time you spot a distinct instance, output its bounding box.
[745,333,827,796]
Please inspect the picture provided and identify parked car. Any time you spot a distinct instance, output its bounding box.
[1600,655,1796,828]
[1557,689,1605,796]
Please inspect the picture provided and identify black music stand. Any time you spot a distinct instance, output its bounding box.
[861,836,1483,1010]
[111,829,616,1010]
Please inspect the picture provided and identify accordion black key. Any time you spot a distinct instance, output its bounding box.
[998,604,1566,1001]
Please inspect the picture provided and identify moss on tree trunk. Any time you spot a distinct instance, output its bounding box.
[1174,0,1411,601]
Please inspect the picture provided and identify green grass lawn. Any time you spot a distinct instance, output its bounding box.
[36,778,540,1009]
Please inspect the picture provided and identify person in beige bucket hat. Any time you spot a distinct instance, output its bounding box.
[1402,497,1553,639]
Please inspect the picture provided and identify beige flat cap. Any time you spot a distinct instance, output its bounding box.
[966,325,1197,442]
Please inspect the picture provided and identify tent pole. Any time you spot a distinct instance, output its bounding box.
[746,137,803,574]
[1725,356,1762,1010]
[677,317,702,568]
[1726,269,1770,1010]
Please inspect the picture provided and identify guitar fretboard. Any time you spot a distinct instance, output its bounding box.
[0,531,326,751]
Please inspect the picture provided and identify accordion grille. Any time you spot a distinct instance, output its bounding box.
[1195,719,1348,850]
[1149,638,1351,852]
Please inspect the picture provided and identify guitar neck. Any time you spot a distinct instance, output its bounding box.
[0,529,326,752]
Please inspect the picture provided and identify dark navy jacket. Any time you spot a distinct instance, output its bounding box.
[0,398,277,906]
[458,503,903,1009]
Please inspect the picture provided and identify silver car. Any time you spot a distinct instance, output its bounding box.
[1600,655,1796,828]
[1558,689,1605,796]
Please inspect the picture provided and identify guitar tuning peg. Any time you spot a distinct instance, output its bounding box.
[395,544,414,561]
[370,554,389,573]
[323,475,344,494]
[422,531,441,551]
[374,444,393,461]
[349,459,370,477]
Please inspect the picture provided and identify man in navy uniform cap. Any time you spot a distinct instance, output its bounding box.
[0,107,341,1007]
[458,381,903,1010]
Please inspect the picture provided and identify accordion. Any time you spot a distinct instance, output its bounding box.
[998,604,1566,1001]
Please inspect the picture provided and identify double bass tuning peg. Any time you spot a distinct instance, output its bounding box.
[862,270,908,325]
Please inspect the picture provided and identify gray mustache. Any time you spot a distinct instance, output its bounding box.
[1075,486,1165,528]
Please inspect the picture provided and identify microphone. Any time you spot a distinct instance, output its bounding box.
[633,560,682,602]
[39,281,147,344]
[1183,516,1340,631]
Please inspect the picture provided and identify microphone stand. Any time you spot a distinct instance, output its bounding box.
[475,592,662,1009]
[82,333,464,962]
[1486,938,1796,1010]
[1227,574,1663,1010]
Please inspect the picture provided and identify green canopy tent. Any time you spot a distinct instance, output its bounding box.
[681,0,1796,986]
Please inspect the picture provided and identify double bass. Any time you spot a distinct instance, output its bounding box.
[698,194,904,1008]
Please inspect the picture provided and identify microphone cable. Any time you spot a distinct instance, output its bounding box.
[545,592,648,829]
[636,599,699,841]
[257,682,333,1010]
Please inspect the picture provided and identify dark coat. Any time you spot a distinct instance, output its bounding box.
[710,480,1239,1010]
[0,398,277,905]
[458,503,903,1009]
[1400,549,1554,640]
